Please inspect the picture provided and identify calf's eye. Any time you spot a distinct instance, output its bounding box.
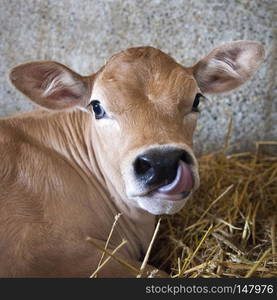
[192,93,204,112]
[89,100,106,119]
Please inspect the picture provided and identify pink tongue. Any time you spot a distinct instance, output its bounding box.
[158,161,193,194]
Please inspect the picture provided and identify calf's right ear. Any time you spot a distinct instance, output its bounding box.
[9,61,91,110]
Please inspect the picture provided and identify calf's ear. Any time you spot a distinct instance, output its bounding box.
[191,41,265,94]
[9,61,90,110]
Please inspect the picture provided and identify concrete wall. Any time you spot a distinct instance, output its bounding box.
[0,0,275,153]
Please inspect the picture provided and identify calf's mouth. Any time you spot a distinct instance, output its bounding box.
[147,160,194,201]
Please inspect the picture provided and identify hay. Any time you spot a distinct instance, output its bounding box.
[150,146,277,278]
[88,141,276,278]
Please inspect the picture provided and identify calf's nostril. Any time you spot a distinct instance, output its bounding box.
[134,156,153,176]
[180,151,193,165]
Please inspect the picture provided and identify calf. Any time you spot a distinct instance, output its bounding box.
[0,41,264,277]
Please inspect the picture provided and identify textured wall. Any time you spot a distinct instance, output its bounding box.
[0,0,275,153]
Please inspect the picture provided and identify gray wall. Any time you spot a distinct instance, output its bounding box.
[0,0,276,153]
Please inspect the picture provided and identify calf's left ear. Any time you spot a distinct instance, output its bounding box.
[191,41,265,94]
[9,61,91,110]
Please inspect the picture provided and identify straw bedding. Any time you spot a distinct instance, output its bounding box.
[150,145,277,278]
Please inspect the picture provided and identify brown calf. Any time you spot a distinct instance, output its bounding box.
[0,41,264,277]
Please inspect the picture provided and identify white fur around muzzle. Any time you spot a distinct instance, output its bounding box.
[134,194,191,215]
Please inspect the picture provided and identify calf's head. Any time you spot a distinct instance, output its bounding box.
[9,41,264,215]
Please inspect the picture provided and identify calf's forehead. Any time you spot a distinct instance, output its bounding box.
[94,47,197,110]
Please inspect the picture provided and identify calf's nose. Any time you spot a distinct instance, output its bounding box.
[133,148,192,188]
